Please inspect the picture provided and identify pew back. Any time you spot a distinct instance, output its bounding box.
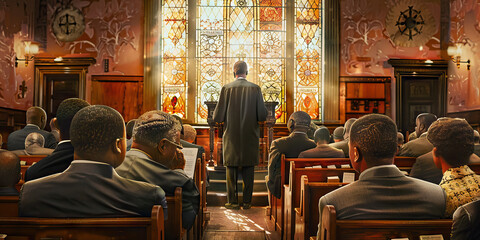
[165,187,184,240]
[0,205,164,240]
[320,205,452,240]
[18,155,47,165]
[295,176,347,240]
[0,196,19,217]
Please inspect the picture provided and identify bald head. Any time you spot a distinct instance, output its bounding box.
[287,111,311,133]
[25,132,45,148]
[26,107,47,129]
[0,151,20,187]
[183,124,197,143]
[343,118,357,139]
[233,61,248,77]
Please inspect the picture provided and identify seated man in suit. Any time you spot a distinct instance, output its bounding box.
[316,114,446,239]
[25,98,90,182]
[298,127,345,158]
[0,151,21,196]
[116,111,199,230]
[332,126,344,143]
[126,119,136,151]
[428,117,480,217]
[398,113,437,157]
[19,105,167,217]
[451,198,480,240]
[329,118,357,157]
[23,132,54,155]
[7,106,57,150]
[267,111,316,199]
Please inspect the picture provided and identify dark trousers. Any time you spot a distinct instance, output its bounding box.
[226,166,254,204]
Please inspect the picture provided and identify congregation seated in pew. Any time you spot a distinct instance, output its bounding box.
[316,114,445,239]
[428,117,480,217]
[329,118,356,157]
[298,127,344,159]
[0,151,20,196]
[116,110,200,230]
[267,111,316,199]
[7,106,58,151]
[25,98,90,182]
[11,132,54,156]
[19,105,167,218]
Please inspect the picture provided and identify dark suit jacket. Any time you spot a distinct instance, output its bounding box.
[298,144,345,158]
[409,151,443,184]
[0,187,19,196]
[410,151,480,185]
[317,165,446,239]
[24,141,74,182]
[7,125,57,150]
[329,139,349,157]
[267,132,316,198]
[398,133,433,157]
[19,161,166,218]
[181,139,205,160]
[116,149,200,230]
[452,199,480,240]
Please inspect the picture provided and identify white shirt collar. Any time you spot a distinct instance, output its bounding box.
[26,124,40,129]
[58,140,71,145]
[71,160,110,166]
[359,164,398,179]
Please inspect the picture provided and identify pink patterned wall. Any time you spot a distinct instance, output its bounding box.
[448,0,480,113]
[0,0,144,110]
[340,0,442,77]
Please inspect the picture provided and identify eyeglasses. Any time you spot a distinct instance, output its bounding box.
[163,138,183,149]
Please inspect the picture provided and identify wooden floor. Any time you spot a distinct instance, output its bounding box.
[204,206,280,240]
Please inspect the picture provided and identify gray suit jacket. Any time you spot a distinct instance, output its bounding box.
[7,125,57,150]
[398,133,433,157]
[298,144,345,158]
[116,149,200,230]
[316,165,446,239]
[267,132,316,198]
[213,77,267,167]
[452,199,480,240]
[329,139,349,157]
[19,161,166,218]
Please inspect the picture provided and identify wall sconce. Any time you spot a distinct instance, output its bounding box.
[15,41,39,67]
[447,44,471,70]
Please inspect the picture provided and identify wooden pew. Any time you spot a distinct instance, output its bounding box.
[0,205,165,240]
[319,205,452,240]
[165,187,184,240]
[272,156,350,237]
[18,155,47,165]
[0,196,19,217]
[295,175,347,240]
[284,161,358,240]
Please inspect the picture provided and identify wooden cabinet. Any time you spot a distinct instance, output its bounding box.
[340,76,391,123]
[91,75,143,122]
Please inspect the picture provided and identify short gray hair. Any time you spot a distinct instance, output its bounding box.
[133,111,182,148]
[25,132,45,148]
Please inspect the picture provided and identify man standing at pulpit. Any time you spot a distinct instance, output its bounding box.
[213,61,268,210]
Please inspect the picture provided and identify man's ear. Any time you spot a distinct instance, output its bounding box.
[287,119,295,131]
[52,118,59,129]
[157,139,168,154]
[353,146,361,163]
[114,138,123,154]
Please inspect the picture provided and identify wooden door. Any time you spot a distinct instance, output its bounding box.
[45,74,80,121]
[401,76,440,134]
[91,75,143,122]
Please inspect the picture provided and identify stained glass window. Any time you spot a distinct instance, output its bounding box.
[196,0,286,122]
[295,0,322,120]
[160,0,323,122]
[161,0,188,118]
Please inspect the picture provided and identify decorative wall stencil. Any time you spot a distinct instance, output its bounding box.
[385,0,436,47]
[51,6,85,42]
[340,0,441,77]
